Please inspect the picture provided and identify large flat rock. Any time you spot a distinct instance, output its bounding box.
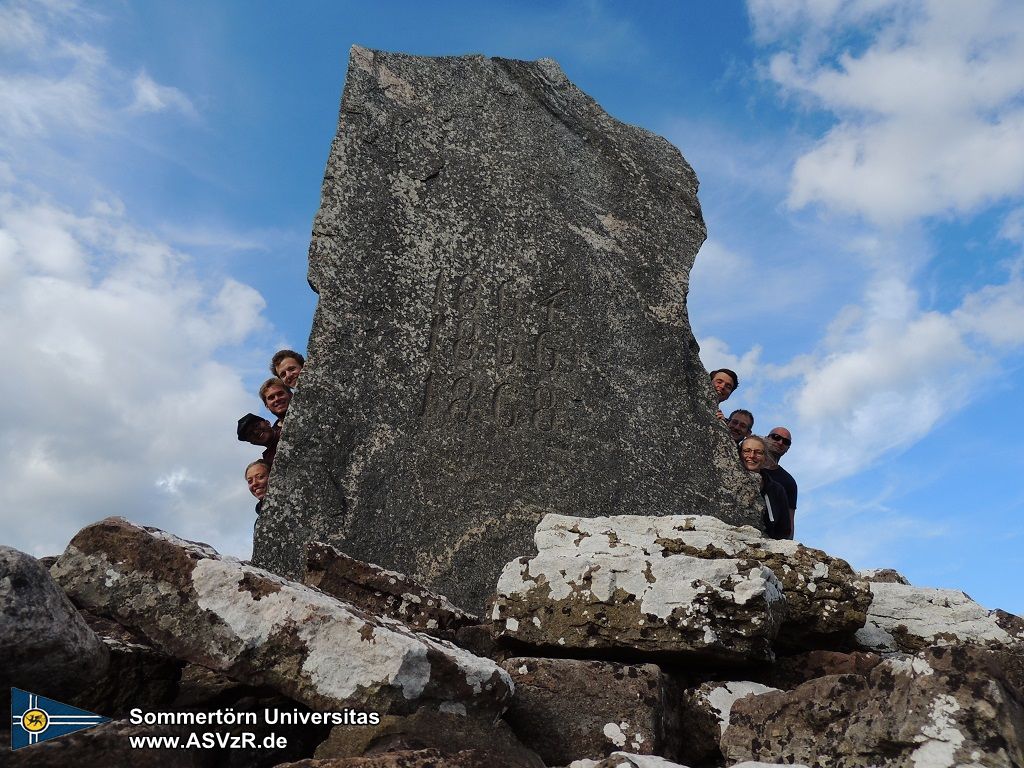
[303,541,478,643]
[490,515,786,663]
[252,46,762,612]
[855,581,1024,654]
[51,518,512,719]
[490,514,870,661]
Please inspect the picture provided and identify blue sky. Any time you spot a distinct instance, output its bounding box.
[2,0,1022,614]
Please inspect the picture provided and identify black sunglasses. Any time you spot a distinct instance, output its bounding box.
[767,433,792,446]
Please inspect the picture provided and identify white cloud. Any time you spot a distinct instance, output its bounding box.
[0,1,196,146]
[129,70,197,118]
[1000,208,1024,243]
[0,2,270,561]
[773,260,1024,489]
[0,195,270,559]
[954,274,1024,347]
[750,0,1024,225]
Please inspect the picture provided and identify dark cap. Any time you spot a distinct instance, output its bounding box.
[237,413,268,441]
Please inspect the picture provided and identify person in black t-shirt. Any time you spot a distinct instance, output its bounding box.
[740,435,792,540]
[765,427,798,540]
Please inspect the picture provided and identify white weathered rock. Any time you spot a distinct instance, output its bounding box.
[491,514,870,661]
[492,515,785,663]
[855,581,1024,654]
[51,518,512,718]
[567,753,689,768]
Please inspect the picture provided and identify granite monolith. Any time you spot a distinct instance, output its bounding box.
[253,46,762,610]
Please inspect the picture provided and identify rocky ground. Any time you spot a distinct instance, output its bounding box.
[3,514,1023,767]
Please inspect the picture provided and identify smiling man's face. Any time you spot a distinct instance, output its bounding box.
[711,371,736,403]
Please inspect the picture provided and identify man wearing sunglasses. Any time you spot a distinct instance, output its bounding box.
[765,427,797,539]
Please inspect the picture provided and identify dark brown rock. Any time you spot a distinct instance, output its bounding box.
[499,657,681,765]
[857,567,910,585]
[721,646,1024,767]
[171,663,266,710]
[252,45,764,613]
[304,542,478,642]
[276,750,522,768]
[312,709,542,767]
[51,517,512,719]
[761,650,882,690]
[675,680,779,766]
[451,624,504,662]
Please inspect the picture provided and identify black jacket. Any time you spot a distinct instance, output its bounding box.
[760,470,792,540]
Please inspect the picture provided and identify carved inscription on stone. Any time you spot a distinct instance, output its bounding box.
[419,270,581,434]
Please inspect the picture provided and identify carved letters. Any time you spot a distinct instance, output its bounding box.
[420,271,579,433]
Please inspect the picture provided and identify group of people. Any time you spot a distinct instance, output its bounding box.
[236,350,305,514]
[710,368,798,540]
[233,355,797,539]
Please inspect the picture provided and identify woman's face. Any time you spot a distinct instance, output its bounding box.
[246,465,270,500]
[740,441,765,471]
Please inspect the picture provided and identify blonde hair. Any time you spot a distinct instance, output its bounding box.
[258,377,291,404]
[740,435,777,469]
[245,459,269,478]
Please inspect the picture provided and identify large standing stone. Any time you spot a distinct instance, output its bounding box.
[51,518,512,719]
[252,46,762,611]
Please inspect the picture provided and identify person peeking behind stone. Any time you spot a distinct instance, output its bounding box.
[739,435,792,540]
[270,349,305,389]
[727,408,754,444]
[710,368,738,420]
[245,459,270,516]
[259,377,292,428]
[237,413,280,469]
[765,427,797,540]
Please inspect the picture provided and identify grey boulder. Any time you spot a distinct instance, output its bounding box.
[252,45,763,614]
[0,545,110,698]
[51,517,512,718]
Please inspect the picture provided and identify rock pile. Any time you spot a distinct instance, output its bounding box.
[5,514,1023,767]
